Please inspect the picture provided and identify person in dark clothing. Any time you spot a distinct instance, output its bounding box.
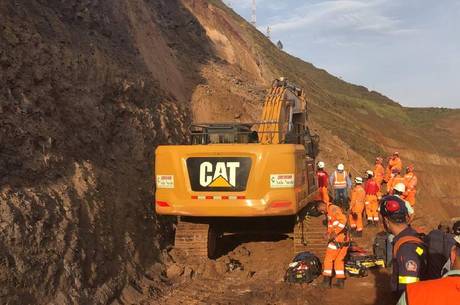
[425,223,454,279]
[379,195,428,301]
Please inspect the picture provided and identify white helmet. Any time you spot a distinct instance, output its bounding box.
[394,183,406,193]
[337,163,345,171]
[355,177,363,184]
[317,161,325,169]
[366,170,374,177]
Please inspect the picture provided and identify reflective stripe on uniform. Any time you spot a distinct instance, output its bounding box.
[337,223,345,229]
[335,270,345,275]
[328,243,338,250]
[332,220,339,226]
[323,269,332,275]
[399,276,419,284]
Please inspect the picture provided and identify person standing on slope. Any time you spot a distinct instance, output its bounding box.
[349,177,366,237]
[364,170,380,226]
[388,168,405,195]
[397,229,460,305]
[374,157,385,196]
[385,152,403,183]
[403,164,418,207]
[316,201,350,289]
[379,195,427,301]
[316,161,330,205]
[329,163,352,210]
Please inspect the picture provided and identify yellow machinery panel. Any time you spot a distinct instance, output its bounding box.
[155,144,316,217]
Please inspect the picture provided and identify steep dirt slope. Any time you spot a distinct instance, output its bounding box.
[183,0,460,225]
[0,1,213,304]
[1,0,459,304]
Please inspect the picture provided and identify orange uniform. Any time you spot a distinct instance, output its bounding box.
[323,205,349,279]
[316,170,330,204]
[403,172,417,206]
[385,156,403,182]
[389,156,403,172]
[349,185,366,232]
[404,273,460,305]
[388,175,405,194]
[374,163,385,186]
[364,178,380,222]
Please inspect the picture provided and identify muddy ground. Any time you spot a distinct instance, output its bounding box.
[146,225,394,305]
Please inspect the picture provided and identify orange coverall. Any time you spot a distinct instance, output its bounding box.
[349,185,366,232]
[387,175,404,194]
[323,205,349,279]
[316,170,330,204]
[374,163,385,186]
[403,172,417,206]
[364,178,380,222]
[384,156,402,182]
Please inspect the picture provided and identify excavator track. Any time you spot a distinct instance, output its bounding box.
[293,215,326,260]
[174,220,219,258]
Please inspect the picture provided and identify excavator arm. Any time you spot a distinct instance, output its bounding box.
[257,78,318,158]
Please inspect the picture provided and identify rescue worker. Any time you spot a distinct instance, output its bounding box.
[329,163,352,210]
[349,177,365,237]
[403,164,417,206]
[364,170,380,226]
[387,168,405,195]
[393,183,415,222]
[385,152,403,183]
[379,195,427,301]
[374,157,385,186]
[316,161,330,205]
[397,230,460,305]
[316,201,349,289]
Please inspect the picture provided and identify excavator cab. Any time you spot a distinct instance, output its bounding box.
[190,123,258,144]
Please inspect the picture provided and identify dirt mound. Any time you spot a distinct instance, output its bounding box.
[0,0,210,304]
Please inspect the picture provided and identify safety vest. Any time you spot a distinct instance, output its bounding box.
[333,171,347,189]
[405,274,460,305]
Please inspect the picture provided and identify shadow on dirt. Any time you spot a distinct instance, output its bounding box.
[371,268,393,305]
[217,233,290,258]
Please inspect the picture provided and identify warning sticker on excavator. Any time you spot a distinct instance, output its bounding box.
[156,175,174,189]
[270,174,295,188]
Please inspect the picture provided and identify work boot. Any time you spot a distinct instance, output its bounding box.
[367,220,372,226]
[321,276,331,288]
[333,278,345,289]
[356,230,363,237]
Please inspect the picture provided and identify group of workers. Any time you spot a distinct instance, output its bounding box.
[312,152,460,304]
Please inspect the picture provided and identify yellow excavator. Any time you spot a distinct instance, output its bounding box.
[155,78,323,258]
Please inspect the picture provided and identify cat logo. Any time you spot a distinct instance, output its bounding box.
[187,157,251,192]
[200,162,240,188]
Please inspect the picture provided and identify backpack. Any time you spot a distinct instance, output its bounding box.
[373,231,392,267]
[284,252,322,284]
[423,229,455,279]
[392,235,433,280]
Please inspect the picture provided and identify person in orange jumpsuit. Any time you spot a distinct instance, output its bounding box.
[349,177,366,237]
[316,201,350,289]
[374,157,385,186]
[385,152,403,183]
[364,170,380,226]
[374,157,385,198]
[388,168,405,195]
[316,161,330,205]
[403,164,417,206]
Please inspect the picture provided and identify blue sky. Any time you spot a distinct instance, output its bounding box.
[225,0,460,108]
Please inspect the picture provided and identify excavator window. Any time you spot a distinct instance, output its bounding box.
[190,124,256,144]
